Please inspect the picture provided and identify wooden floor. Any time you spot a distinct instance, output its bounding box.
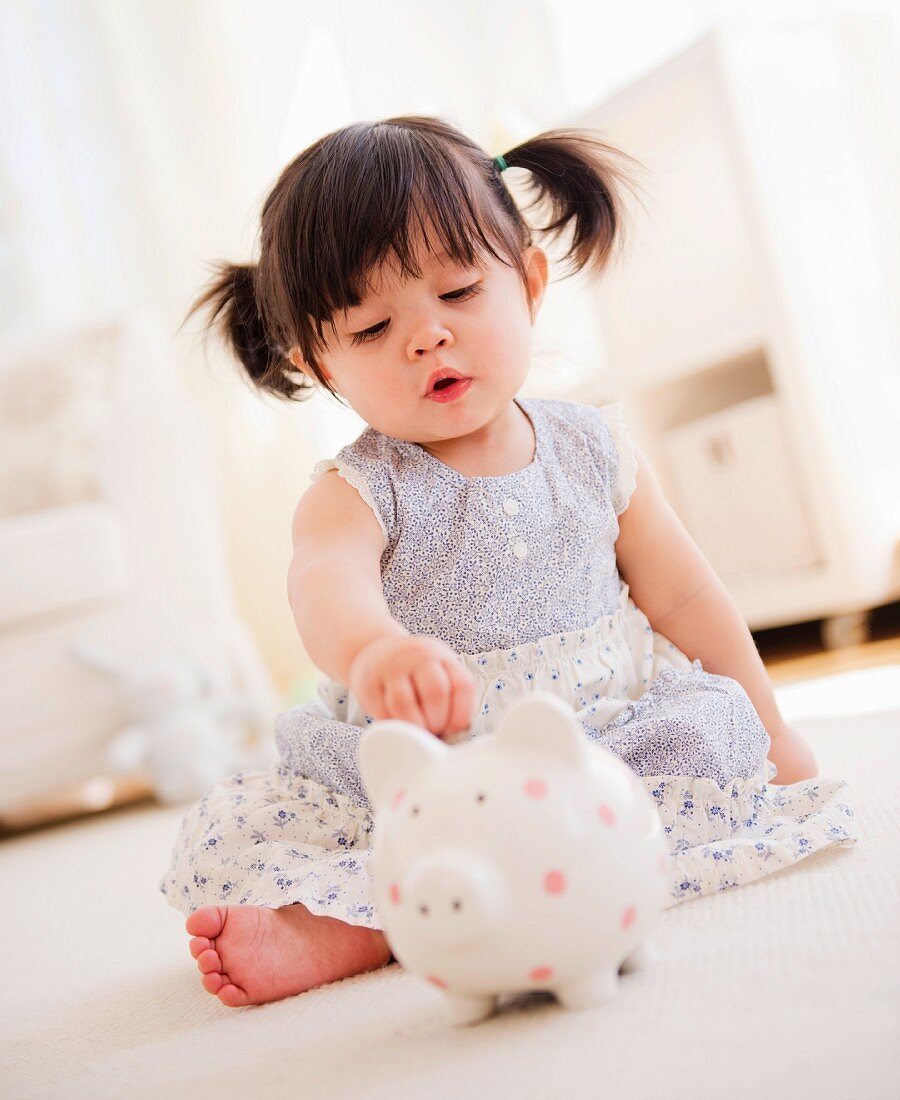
[754,599,900,685]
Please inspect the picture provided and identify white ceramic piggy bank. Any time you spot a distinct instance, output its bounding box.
[358,691,671,1026]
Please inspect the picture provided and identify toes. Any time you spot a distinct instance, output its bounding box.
[217,982,252,1008]
[189,936,211,959]
[197,948,222,975]
[201,969,250,1007]
[186,906,227,939]
[202,971,225,995]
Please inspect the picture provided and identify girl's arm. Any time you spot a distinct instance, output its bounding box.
[614,446,788,746]
[288,471,408,685]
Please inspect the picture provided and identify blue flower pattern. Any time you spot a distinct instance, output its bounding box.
[160,398,857,923]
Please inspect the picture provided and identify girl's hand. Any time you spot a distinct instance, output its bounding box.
[348,634,476,740]
[767,723,819,785]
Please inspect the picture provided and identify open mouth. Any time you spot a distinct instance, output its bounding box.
[426,377,472,403]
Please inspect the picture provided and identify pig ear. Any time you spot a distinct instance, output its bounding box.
[495,692,588,768]
[358,719,448,808]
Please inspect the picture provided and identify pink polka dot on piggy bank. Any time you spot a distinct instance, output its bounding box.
[543,870,567,894]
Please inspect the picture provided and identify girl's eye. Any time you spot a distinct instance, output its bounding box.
[349,282,483,346]
[351,320,388,346]
[441,282,483,302]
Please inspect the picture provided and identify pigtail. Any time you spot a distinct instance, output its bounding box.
[181,117,645,405]
[498,130,645,278]
[181,262,310,401]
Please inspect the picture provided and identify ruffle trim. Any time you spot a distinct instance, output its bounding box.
[160,850,380,925]
[311,457,388,548]
[158,766,379,922]
[641,770,858,908]
[160,762,858,929]
[599,402,638,516]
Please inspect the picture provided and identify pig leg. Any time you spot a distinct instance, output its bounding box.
[619,939,659,974]
[554,968,618,1010]
[443,991,497,1027]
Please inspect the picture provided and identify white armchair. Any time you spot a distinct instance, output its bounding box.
[0,308,279,829]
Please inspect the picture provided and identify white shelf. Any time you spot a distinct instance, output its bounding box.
[573,19,900,630]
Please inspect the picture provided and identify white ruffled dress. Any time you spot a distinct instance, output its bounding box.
[160,397,856,926]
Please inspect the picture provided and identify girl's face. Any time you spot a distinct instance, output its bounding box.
[291,242,548,445]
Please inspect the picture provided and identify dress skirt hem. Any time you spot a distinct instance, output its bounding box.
[159,760,856,928]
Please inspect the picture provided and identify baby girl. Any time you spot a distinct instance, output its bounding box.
[161,115,853,1008]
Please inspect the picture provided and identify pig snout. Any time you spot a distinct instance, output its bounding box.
[403,852,504,946]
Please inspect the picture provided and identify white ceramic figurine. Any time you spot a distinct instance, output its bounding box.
[358,691,672,1026]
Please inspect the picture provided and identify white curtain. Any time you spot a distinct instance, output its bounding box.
[4,0,892,690]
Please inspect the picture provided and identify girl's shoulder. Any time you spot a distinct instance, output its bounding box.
[311,424,406,480]
[523,394,629,449]
[321,424,396,463]
[310,427,405,549]
[523,395,637,516]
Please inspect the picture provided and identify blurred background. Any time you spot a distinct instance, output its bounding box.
[2,0,898,831]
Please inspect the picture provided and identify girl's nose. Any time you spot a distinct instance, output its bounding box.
[408,326,454,360]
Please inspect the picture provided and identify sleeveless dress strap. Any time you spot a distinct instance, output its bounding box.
[545,398,638,517]
[597,402,639,516]
[310,429,399,550]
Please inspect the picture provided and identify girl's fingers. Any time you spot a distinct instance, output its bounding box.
[353,675,387,722]
[445,659,476,735]
[383,675,428,730]
[366,681,390,722]
[410,661,453,737]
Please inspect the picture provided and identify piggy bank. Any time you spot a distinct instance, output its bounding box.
[358,691,671,1026]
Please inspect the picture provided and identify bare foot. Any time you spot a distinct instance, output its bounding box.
[186,904,392,1007]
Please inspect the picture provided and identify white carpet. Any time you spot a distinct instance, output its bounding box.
[2,670,898,1100]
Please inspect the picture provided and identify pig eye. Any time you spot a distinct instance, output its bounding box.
[475,792,486,804]
[410,805,420,816]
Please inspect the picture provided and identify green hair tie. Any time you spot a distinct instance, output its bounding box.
[493,155,508,173]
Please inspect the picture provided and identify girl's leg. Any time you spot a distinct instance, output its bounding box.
[162,759,388,1006]
[585,665,769,785]
[186,902,392,1007]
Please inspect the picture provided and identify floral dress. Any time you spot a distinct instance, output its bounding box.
[160,396,856,926]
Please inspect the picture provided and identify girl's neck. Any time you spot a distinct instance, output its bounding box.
[416,398,535,478]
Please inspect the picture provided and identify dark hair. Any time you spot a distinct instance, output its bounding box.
[183,115,643,403]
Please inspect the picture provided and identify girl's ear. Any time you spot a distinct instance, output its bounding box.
[288,346,332,385]
[524,247,549,322]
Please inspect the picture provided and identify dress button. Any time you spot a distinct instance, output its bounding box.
[513,540,528,559]
[503,498,520,516]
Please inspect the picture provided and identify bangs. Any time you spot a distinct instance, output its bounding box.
[196,113,632,403]
[283,124,526,347]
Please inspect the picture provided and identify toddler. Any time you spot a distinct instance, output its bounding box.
[161,116,855,1008]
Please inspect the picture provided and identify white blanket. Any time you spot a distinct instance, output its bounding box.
[2,681,898,1099]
